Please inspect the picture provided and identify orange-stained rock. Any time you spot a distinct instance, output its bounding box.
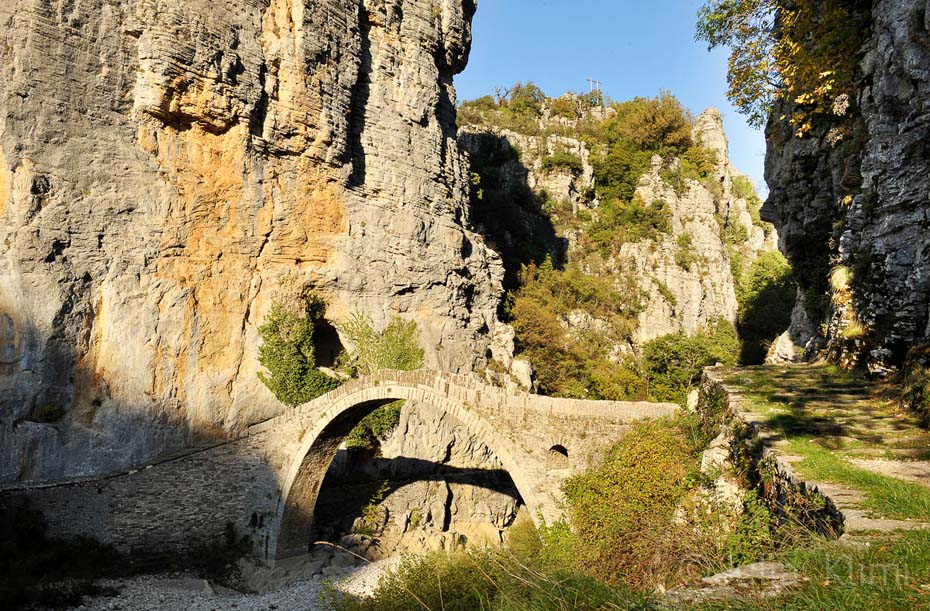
[0,0,503,482]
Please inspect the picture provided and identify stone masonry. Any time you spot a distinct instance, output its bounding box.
[1,370,677,564]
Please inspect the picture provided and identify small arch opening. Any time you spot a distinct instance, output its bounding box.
[547,445,569,470]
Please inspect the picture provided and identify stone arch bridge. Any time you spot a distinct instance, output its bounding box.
[2,370,677,564]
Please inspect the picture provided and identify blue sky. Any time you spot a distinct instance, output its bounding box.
[454,0,767,195]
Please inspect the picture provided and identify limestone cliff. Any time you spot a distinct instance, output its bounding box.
[461,105,776,353]
[764,0,930,368]
[0,0,503,482]
[314,405,521,558]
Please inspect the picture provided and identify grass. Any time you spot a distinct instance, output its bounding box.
[688,365,930,608]
[325,519,656,611]
[718,366,930,521]
[687,530,930,610]
[782,438,930,521]
[723,366,929,453]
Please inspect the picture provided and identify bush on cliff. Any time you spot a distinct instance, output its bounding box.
[508,258,645,399]
[458,81,547,133]
[257,291,341,407]
[340,314,425,376]
[339,314,425,450]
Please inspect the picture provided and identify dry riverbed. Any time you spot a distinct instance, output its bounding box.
[67,550,403,611]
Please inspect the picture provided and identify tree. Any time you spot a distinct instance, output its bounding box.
[696,0,777,128]
[642,318,739,403]
[608,92,694,151]
[257,292,341,407]
[696,0,869,132]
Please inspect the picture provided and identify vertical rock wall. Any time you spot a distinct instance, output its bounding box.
[765,0,930,367]
[0,0,503,482]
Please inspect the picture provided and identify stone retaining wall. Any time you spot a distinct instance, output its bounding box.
[697,368,844,538]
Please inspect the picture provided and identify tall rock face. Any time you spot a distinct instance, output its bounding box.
[628,108,774,344]
[0,0,503,482]
[765,0,930,367]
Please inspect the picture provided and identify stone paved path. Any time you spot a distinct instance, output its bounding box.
[717,365,930,535]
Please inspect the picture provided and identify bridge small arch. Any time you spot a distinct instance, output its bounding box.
[547,445,570,470]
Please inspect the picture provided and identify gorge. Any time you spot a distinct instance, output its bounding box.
[2,1,930,610]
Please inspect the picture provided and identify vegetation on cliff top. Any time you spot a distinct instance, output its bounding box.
[464,86,789,402]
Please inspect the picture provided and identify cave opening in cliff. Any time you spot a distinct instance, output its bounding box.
[312,318,344,368]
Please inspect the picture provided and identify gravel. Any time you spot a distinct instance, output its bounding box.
[67,556,404,611]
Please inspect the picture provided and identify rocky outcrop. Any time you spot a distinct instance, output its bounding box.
[313,403,522,557]
[764,0,930,368]
[0,0,503,482]
[461,106,777,349]
[626,109,777,343]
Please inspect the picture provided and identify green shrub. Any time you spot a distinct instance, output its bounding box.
[508,258,644,399]
[731,174,766,227]
[457,94,497,126]
[642,318,740,404]
[540,150,584,174]
[655,278,678,306]
[584,195,672,256]
[675,233,698,271]
[340,314,425,376]
[549,95,582,120]
[457,82,547,133]
[592,140,652,204]
[506,82,546,121]
[717,213,750,246]
[605,92,694,151]
[257,292,341,407]
[902,344,930,428]
[660,146,719,196]
[340,315,425,450]
[344,401,405,450]
[563,415,710,588]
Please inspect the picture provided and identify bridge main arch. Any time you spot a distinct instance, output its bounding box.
[268,374,551,560]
